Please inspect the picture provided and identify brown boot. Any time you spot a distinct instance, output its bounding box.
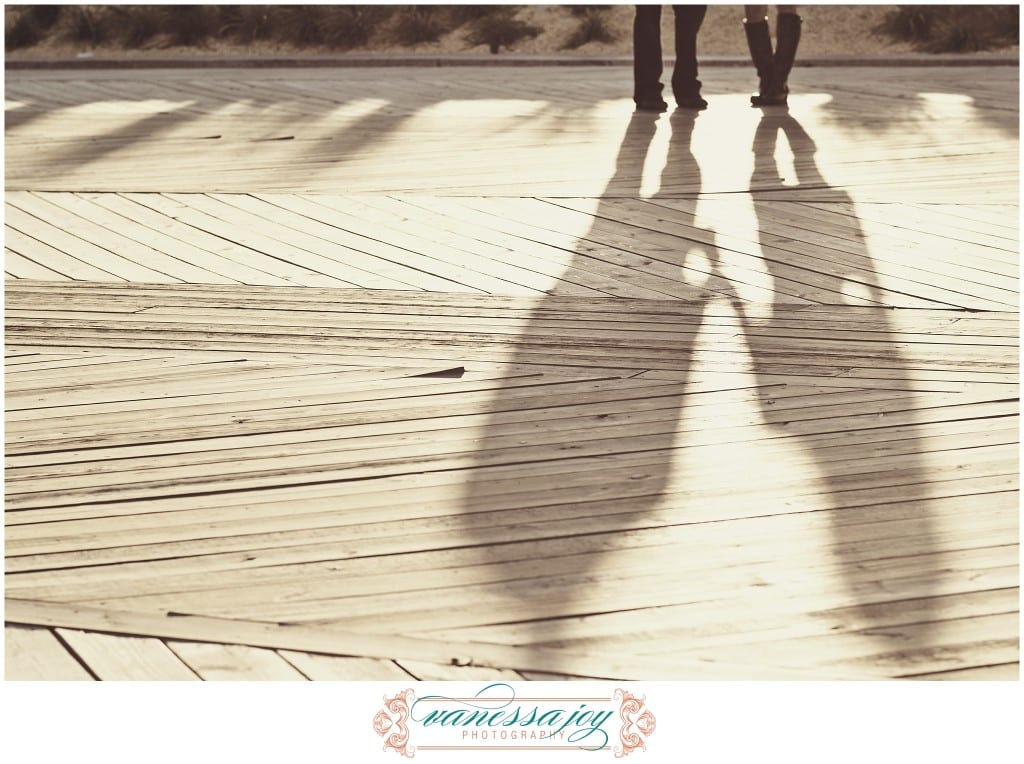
[754,13,802,107]
[744,18,774,106]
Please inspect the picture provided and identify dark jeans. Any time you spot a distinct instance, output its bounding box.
[633,5,707,104]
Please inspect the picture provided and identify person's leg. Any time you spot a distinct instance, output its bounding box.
[633,5,667,111]
[765,7,802,104]
[744,5,774,106]
[670,5,708,109]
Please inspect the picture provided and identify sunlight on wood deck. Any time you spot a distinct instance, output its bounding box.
[4,65,1019,680]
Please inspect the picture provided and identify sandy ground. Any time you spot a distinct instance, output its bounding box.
[8,5,1017,61]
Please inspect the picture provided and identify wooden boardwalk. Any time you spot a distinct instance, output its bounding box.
[4,65,1019,680]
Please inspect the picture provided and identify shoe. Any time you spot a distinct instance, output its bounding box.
[635,97,669,113]
[675,93,708,110]
[750,90,788,107]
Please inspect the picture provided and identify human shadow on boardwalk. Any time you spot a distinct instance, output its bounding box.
[455,109,721,676]
[454,109,945,679]
[736,112,943,674]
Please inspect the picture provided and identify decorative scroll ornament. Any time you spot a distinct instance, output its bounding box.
[373,689,417,758]
[613,689,657,757]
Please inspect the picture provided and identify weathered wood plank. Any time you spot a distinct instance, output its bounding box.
[4,625,94,680]
[396,660,525,682]
[6,488,1015,601]
[165,641,308,680]
[54,628,199,680]
[276,651,413,681]
[909,662,1019,680]
[7,599,866,679]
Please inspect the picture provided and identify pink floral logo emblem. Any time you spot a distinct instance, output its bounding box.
[374,689,416,758]
[613,689,657,757]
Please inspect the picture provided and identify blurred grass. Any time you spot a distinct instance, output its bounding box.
[5,4,1019,56]
[876,5,1019,52]
[464,7,542,54]
[6,4,62,49]
[5,4,565,52]
[562,7,616,50]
